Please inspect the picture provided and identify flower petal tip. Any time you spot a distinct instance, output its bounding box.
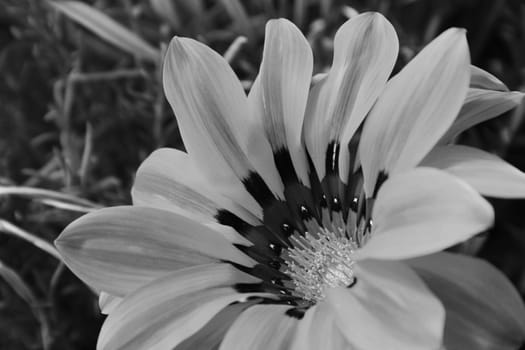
[511,91,525,102]
[439,27,469,49]
[359,11,385,19]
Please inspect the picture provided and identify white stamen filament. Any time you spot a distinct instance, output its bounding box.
[283,227,358,302]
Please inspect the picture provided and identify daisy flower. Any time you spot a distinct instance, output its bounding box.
[56,12,525,350]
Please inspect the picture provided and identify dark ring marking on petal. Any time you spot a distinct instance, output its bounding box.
[306,151,325,209]
[346,133,360,179]
[217,209,289,255]
[356,191,368,224]
[243,172,276,208]
[299,205,311,220]
[363,197,375,226]
[325,141,340,176]
[322,141,347,213]
[331,197,342,211]
[344,135,362,212]
[234,282,266,293]
[268,260,281,270]
[246,296,298,307]
[372,170,388,199]
[229,262,291,285]
[263,201,297,243]
[320,194,328,208]
[269,243,282,255]
[257,296,299,306]
[349,196,359,212]
[273,148,319,224]
[216,209,253,234]
[281,223,293,234]
[321,174,347,214]
[271,278,286,287]
[274,148,299,186]
[347,277,358,288]
[235,281,292,297]
[283,183,319,225]
[285,307,307,320]
[234,244,281,265]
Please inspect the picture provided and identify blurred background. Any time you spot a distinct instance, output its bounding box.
[1,0,524,348]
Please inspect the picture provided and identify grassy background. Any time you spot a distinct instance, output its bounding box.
[1,0,525,348]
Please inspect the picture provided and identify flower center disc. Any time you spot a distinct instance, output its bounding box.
[283,227,358,303]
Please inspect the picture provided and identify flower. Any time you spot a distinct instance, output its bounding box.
[56,12,525,350]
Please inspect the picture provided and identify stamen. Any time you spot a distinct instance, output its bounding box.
[283,227,357,303]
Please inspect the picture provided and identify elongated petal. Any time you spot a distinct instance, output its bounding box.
[422,145,525,198]
[249,19,312,186]
[163,37,280,216]
[98,264,266,350]
[219,304,298,350]
[50,1,159,62]
[99,292,122,315]
[409,252,525,350]
[440,89,524,143]
[132,148,255,246]
[132,148,260,226]
[356,168,493,260]
[360,28,470,195]
[470,65,508,91]
[174,300,259,350]
[55,206,255,296]
[326,260,444,350]
[290,303,350,350]
[304,12,398,181]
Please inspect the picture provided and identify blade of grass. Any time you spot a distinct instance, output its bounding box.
[0,259,52,350]
[223,36,247,63]
[48,1,159,62]
[219,0,253,37]
[79,122,93,186]
[68,69,147,83]
[39,198,97,213]
[0,220,60,260]
[0,186,101,209]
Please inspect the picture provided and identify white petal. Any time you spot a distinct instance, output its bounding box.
[249,19,313,186]
[422,145,525,198]
[132,148,257,246]
[360,28,470,195]
[163,37,278,216]
[174,300,258,350]
[99,292,122,315]
[304,12,398,181]
[355,168,494,260]
[290,303,350,350]
[55,206,256,296]
[326,260,444,350]
[470,65,508,91]
[219,304,298,350]
[132,148,260,225]
[440,89,524,143]
[408,252,525,350]
[98,263,267,350]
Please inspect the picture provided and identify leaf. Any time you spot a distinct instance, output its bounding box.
[0,259,52,349]
[219,0,253,37]
[0,186,101,212]
[49,1,159,62]
[0,220,60,260]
